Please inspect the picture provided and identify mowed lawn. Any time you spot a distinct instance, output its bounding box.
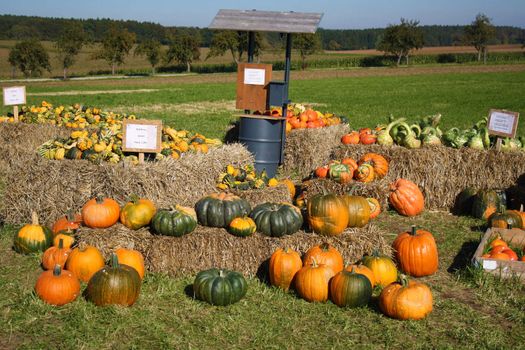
[1,67,525,349]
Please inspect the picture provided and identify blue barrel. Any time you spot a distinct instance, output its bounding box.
[238,115,286,178]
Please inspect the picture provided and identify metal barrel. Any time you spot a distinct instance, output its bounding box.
[238,116,285,178]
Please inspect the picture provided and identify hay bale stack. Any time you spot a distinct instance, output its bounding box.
[331,144,525,210]
[0,122,70,152]
[0,143,253,225]
[232,184,292,208]
[282,124,349,178]
[77,223,391,278]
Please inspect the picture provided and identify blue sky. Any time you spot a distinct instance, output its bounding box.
[2,0,524,29]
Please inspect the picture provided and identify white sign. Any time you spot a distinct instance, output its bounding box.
[482,259,498,270]
[488,109,519,138]
[124,122,160,152]
[244,68,266,85]
[3,86,26,106]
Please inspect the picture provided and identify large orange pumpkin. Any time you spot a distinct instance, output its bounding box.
[303,243,344,274]
[379,275,433,320]
[389,179,424,216]
[115,248,145,279]
[82,196,120,228]
[66,245,105,283]
[359,153,389,179]
[269,248,303,291]
[42,238,71,270]
[294,259,335,302]
[392,226,439,277]
[307,193,349,236]
[34,265,80,306]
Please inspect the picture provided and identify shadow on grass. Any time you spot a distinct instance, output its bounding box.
[184,284,194,299]
[256,258,271,286]
[447,240,480,273]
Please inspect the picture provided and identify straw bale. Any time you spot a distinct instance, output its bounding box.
[232,184,292,208]
[282,124,350,178]
[0,143,253,225]
[77,223,391,278]
[0,123,70,152]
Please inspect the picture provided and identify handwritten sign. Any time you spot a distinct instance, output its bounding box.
[482,259,498,270]
[3,86,26,106]
[243,68,266,85]
[488,109,519,138]
[122,119,162,153]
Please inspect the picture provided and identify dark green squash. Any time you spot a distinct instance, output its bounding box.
[151,206,197,237]
[195,193,251,228]
[65,147,82,160]
[329,269,372,308]
[488,211,522,229]
[86,254,141,307]
[453,187,477,215]
[249,202,303,237]
[471,190,501,220]
[193,268,248,306]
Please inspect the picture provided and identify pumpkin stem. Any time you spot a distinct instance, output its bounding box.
[410,225,417,236]
[58,238,64,249]
[30,211,39,226]
[219,269,225,278]
[53,264,62,276]
[399,273,409,287]
[65,209,75,222]
[111,253,120,268]
[310,257,318,267]
[129,194,140,204]
[95,195,105,204]
[320,242,331,251]
[520,204,524,212]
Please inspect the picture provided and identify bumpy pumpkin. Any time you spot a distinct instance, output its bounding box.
[341,195,371,228]
[52,210,82,235]
[86,254,141,306]
[488,211,522,229]
[392,226,438,277]
[303,243,344,274]
[34,265,80,306]
[329,163,353,184]
[361,252,398,287]
[345,264,376,288]
[151,206,197,237]
[389,179,424,216]
[307,193,349,236]
[42,239,71,270]
[66,244,105,283]
[120,196,157,230]
[195,193,251,228]
[269,248,303,291]
[294,259,335,303]
[367,198,381,219]
[115,248,145,279]
[82,195,120,228]
[193,268,248,306]
[227,216,256,237]
[379,275,433,320]
[359,153,389,179]
[13,212,53,254]
[329,268,372,308]
[354,163,375,183]
[249,202,303,237]
[471,190,501,220]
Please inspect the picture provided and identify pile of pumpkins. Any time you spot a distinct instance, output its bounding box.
[314,153,389,184]
[268,225,438,320]
[216,164,280,191]
[481,235,525,262]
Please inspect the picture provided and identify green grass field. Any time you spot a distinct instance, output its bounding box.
[1,66,525,349]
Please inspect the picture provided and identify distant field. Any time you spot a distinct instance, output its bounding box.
[328,44,525,55]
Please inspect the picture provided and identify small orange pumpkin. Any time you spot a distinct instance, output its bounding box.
[42,238,71,270]
[303,243,344,274]
[341,132,360,145]
[294,259,335,302]
[389,179,424,216]
[66,244,105,283]
[53,230,75,249]
[35,265,80,306]
[115,248,145,279]
[354,163,375,183]
[269,248,303,291]
[82,195,120,228]
[379,275,433,320]
[52,210,82,235]
[361,251,398,287]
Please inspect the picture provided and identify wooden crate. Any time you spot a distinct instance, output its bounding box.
[472,228,525,282]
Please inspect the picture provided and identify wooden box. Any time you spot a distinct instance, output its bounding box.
[472,228,525,282]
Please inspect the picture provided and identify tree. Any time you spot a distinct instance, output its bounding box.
[93,25,136,75]
[55,23,88,79]
[8,40,51,77]
[464,14,496,64]
[165,34,200,72]
[327,40,342,51]
[206,31,264,63]
[134,39,162,74]
[293,33,322,70]
[377,19,424,66]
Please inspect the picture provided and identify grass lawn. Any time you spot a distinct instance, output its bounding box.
[1,66,525,349]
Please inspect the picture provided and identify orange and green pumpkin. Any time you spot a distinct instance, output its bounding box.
[328,163,353,184]
[227,216,256,237]
[471,190,502,220]
[488,211,522,229]
[13,212,53,254]
[120,196,157,230]
[329,268,372,308]
[341,195,371,228]
[151,206,197,237]
[307,193,349,236]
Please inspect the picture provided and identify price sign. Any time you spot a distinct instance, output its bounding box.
[3,86,26,106]
[487,109,519,138]
[122,119,162,153]
[244,68,266,85]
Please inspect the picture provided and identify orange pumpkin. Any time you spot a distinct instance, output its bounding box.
[354,163,375,183]
[392,226,438,277]
[361,252,398,287]
[315,165,329,179]
[345,264,376,288]
[115,248,145,279]
[52,210,82,235]
[307,193,349,237]
[280,179,296,199]
[389,179,424,216]
[269,248,303,291]
[341,158,358,173]
[294,259,335,302]
[34,265,80,306]
[303,243,344,274]
[42,238,71,270]
[359,132,377,145]
[82,196,120,228]
[341,132,360,145]
[379,275,433,320]
[341,195,371,228]
[367,198,381,219]
[66,244,105,283]
[53,230,75,249]
[359,153,389,179]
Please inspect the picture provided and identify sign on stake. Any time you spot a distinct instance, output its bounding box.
[122,119,162,163]
[487,109,519,151]
[3,86,26,122]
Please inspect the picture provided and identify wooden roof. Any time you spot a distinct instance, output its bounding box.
[208,9,323,34]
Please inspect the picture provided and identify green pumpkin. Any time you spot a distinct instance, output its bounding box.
[13,212,53,254]
[65,147,82,160]
[249,202,303,237]
[472,190,501,220]
[86,254,141,307]
[488,211,522,229]
[193,268,248,306]
[453,187,477,215]
[81,149,97,161]
[227,216,256,237]
[329,269,372,308]
[151,206,197,237]
[195,193,251,228]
